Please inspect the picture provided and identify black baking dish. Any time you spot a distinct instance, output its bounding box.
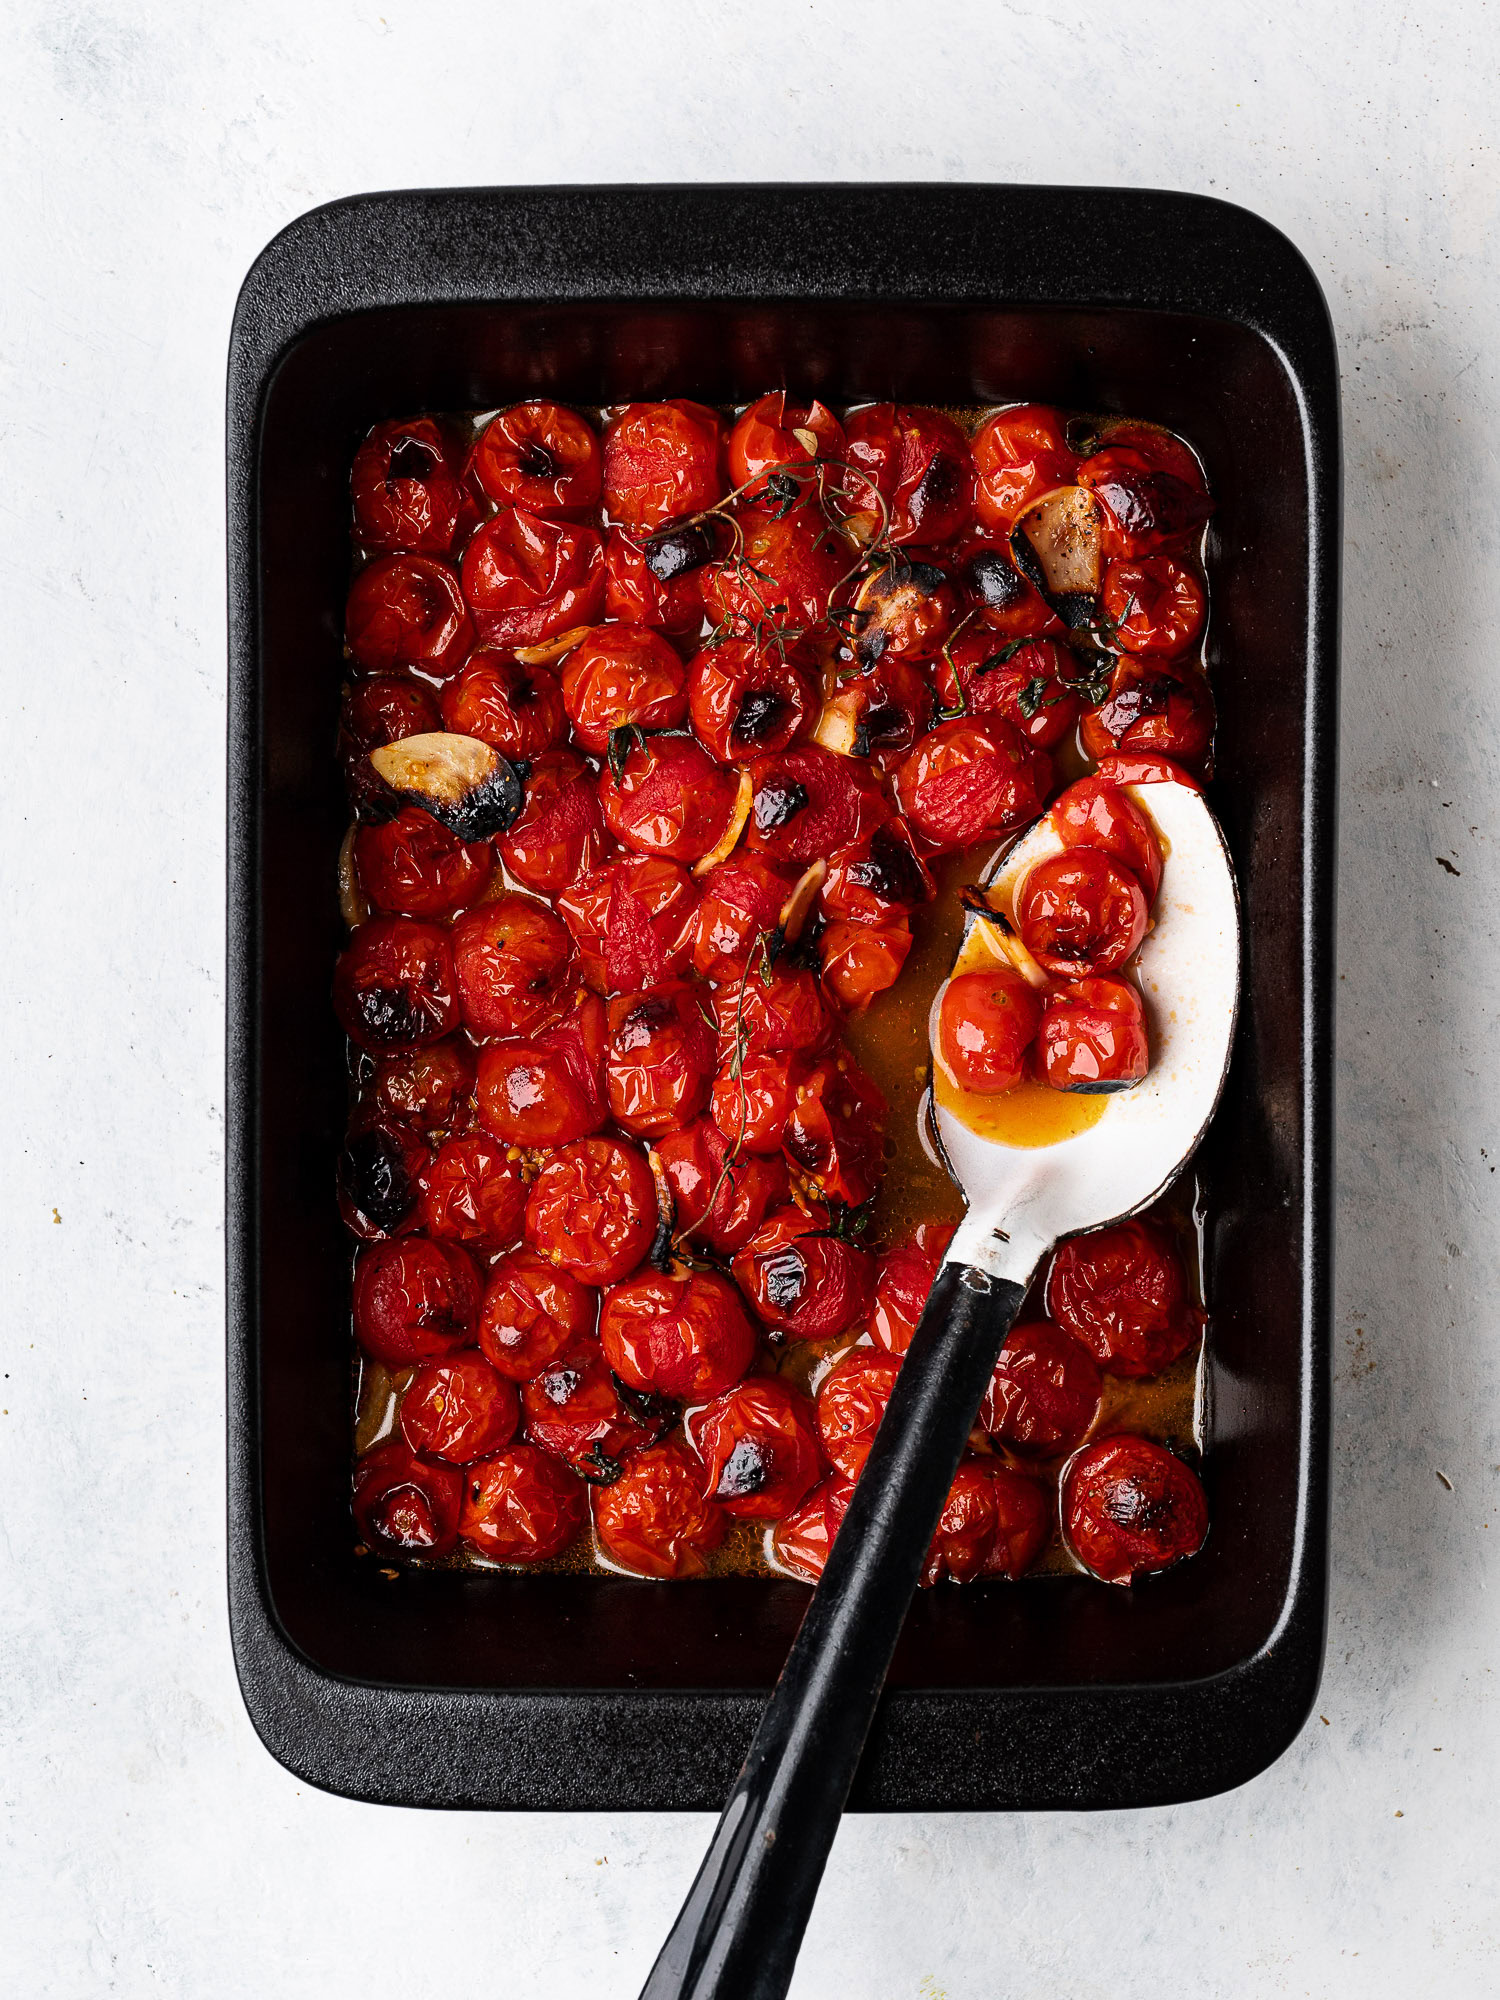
[226,183,1339,1810]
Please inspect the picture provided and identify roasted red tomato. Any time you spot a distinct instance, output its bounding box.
[982,1464,1053,1579]
[351,416,467,555]
[1016,849,1149,976]
[606,984,717,1137]
[1046,1220,1200,1377]
[334,917,459,1051]
[949,531,1064,639]
[592,1440,730,1578]
[400,1351,521,1463]
[820,918,912,1012]
[930,634,1081,752]
[937,966,1044,1095]
[601,1267,757,1401]
[522,1337,665,1481]
[920,1459,1000,1585]
[341,674,443,760]
[732,1208,873,1341]
[346,555,474,678]
[867,1225,955,1355]
[690,853,792,984]
[689,1376,824,1519]
[1079,657,1215,768]
[744,745,890,867]
[819,656,933,771]
[1039,976,1149,1092]
[450,894,575,1040]
[419,1133,527,1248]
[557,853,698,995]
[460,510,605,648]
[352,1236,481,1365]
[815,1347,901,1479]
[1077,444,1213,560]
[598,732,738,864]
[655,1118,790,1257]
[337,1114,428,1239]
[478,1248,597,1381]
[354,1441,463,1556]
[1049,778,1164,901]
[972,404,1078,532]
[1102,555,1207,656]
[892,716,1049,852]
[843,404,974,545]
[469,402,602,516]
[716,964,834,1063]
[603,400,723,532]
[980,1319,1103,1457]
[524,1134,657,1285]
[727,392,846,504]
[366,1039,475,1129]
[459,1444,586,1562]
[709,1051,799,1155]
[354,808,492,920]
[499,750,612,897]
[784,1054,888,1207]
[846,558,957,669]
[475,993,608,1147]
[604,526,705,638]
[820,822,933,927]
[771,1474,854,1581]
[560,624,689,752]
[439,652,567,759]
[700,510,849,634]
[1062,1434,1207,1584]
[686,638,817,764]
[1093,751,1202,791]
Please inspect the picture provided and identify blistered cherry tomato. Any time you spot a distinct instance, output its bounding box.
[1046,1219,1199,1377]
[606,984,717,1137]
[1039,976,1149,1092]
[700,510,849,634]
[354,1441,462,1556]
[1093,751,1202,791]
[972,404,1078,532]
[893,716,1049,852]
[604,526,704,638]
[400,1352,521,1463]
[523,1338,665,1481]
[598,733,738,864]
[920,1459,1001,1585]
[689,1376,824,1520]
[820,822,933,927]
[1077,445,1213,560]
[710,1051,798,1156]
[869,1225,955,1355]
[419,1134,527,1248]
[1016,849,1149,976]
[930,634,1081,752]
[1079,657,1215,768]
[1103,556,1206,655]
[351,417,467,555]
[524,1135,656,1285]
[354,807,492,919]
[846,558,957,671]
[715,965,833,1063]
[450,895,574,1040]
[691,853,792,983]
[476,994,608,1147]
[654,1118,790,1257]
[367,1039,475,1129]
[338,1115,428,1239]
[499,750,612,897]
[937,967,1044,1095]
[816,1348,900,1479]
[843,404,974,545]
[784,1054,888,1207]
[949,531,1064,639]
[604,401,723,531]
[687,638,817,764]
[440,652,566,758]
[478,1248,597,1381]
[732,1208,873,1341]
[459,1444,586,1562]
[334,917,459,1051]
[352,1236,481,1365]
[981,1464,1052,1580]
[822,656,934,770]
[727,393,846,504]
[461,510,605,647]
[346,555,473,678]
[820,919,912,1012]
[560,624,689,752]
[470,402,602,516]
[744,745,890,867]
[557,852,698,995]
[341,674,442,759]
[601,1267,757,1401]
[1063,1434,1207,1584]
[771,1474,853,1581]
[1049,779,1163,901]
[592,1440,729,1578]
[980,1320,1103,1457]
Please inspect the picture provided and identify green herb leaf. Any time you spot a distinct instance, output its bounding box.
[607,723,647,783]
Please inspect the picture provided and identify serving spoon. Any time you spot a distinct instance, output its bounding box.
[640,776,1239,2000]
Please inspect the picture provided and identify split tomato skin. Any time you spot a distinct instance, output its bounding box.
[557,853,699,996]
[604,525,704,637]
[592,1440,729,1579]
[980,1319,1103,1457]
[686,639,817,765]
[523,1134,657,1286]
[892,716,1050,852]
[929,634,1081,752]
[1015,849,1149,977]
[334,917,460,1051]
[938,967,1044,1095]
[727,392,846,503]
[450,895,575,1041]
[460,510,605,648]
[351,416,467,555]
[948,529,1064,640]
[419,1133,527,1249]
[399,1352,521,1463]
[522,1337,664,1481]
[689,1376,825,1520]
[1062,1434,1208,1584]
[714,965,834,1065]
[843,404,974,545]
[605,983,717,1137]
[598,734,738,865]
[972,404,1079,532]
[478,1248,598,1381]
[654,1118,790,1257]
[354,808,492,920]
[459,1444,587,1563]
[783,1053,889,1208]
[732,1208,874,1342]
[600,1267,758,1402]
[346,555,473,678]
[604,400,724,532]
[1102,555,1207,656]
[560,623,689,752]
[1046,1220,1200,1378]
[771,1474,854,1581]
[820,822,933,928]
[354,1441,463,1557]
[1039,976,1149,1093]
[815,1347,901,1480]
[499,750,612,897]
[920,1459,1001,1585]
[469,402,603,517]
[1079,657,1215,769]
[475,993,609,1148]
[352,1236,482,1366]
[440,653,567,759]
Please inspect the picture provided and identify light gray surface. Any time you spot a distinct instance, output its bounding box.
[3,1,1497,1993]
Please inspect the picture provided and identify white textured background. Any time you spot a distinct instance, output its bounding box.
[3,2,1497,1993]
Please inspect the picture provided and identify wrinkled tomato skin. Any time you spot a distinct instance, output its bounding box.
[478,1248,598,1381]
[351,416,467,556]
[820,822,934,927]
[843,404,974,545]
[592,1441,730,1579]
[1103,556,1207,656]
[475,994,608,1148]
[920,1459,1000,1585]
[710,1051,799,1156]
[893,716,1050,852]
[744,745,891,868]
[459,1444,587,1563]
[732,1209,874,1341]
[400,1352,521,1463]
[980,1464,1053,1580]
[1077,446,1213,560]
[469,402,603,517]
[784,1054,888,1207]
[346,555,474,678]
[522,1337,664,1480]
[654,1118,790,1257]
[340,674,442,760]
[1046,1220,1200,1378]
[352,1236,481,1366]
[929,634,1081,752]
[353,1441,463,1557]
[816,1348,901,1480]
[1049,779,1164,901]
[972,404,1079,532]
[334,917,460,1051]
[686,640,817,765]
[419,1133,527,1248]
[600,1267,758,1402]
[337,1114,428,1240]
[1079,657,1215,769]
[560,624,689,752]
[366,1039,475,1130]
[980,1320,1103,1457]
[821,917,911,1010]
[450,895,575,1041]
[700,510,849,634]
[604,527,705,638]
[354,808,492,919]
[606,983,717,1137]
[938,967,1044,1095]
[771,1474,854,1581]
[460,509,606,647]
[440,652,567,759]
[828,656,934,771]
[848,565,956,673]
[691,853,793,984]
[714,965,834,1067]
[604,400,724,532]
[727,393,846,504]
[1040,976,1150,1093]
[869,1226,955,1355]
[598,734,737,865]
[524,1134,657,1285]
[1094,751,1202,791]
[557,853,699,995]
[499,750,612,896]
[948,529,1065,640]
[1016,849,1149,977]
[689,1377,825,1520]
[1062,1434,1208,1584]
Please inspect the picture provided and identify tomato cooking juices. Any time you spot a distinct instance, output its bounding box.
[335,396,1217,1590]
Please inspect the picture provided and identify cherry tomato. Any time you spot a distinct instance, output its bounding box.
[400,1352,521,1463]
[1039,976,1149,1092]
[691,853,793,984]
[843,404,974,545]
[709,1050,799,1156]
[771,1474,853,1581]
[604,526,705,638]
[1079,657,1215,768]
[700,510,849,634]
[784,1054,888,1207]
[469,402,602,516]
[820,822,933,927]
[450,894,575,1040]
[346,555,473,678]
[846,557,957,670]
[340,674,442,759]
[523,1338,665,1481]
[592,1440,729,1578]
[1077,445,1213,559]
[715,965,834,1063]
[920,1459,1001,1585]
[475,996,608,1149]
[499,750,612,897]
[603,400,724,532]
[338,1114,428,1239]
[727,393,846,504]
[439,652,566,758]
[744,745,890,867]
[972,404,1079,532]
[334,917,459,1051]
[732,1208,873,1341]
[869,1225,956,1355]
[816,1347,900,1479]
[1016,849,1149,976]
[948,530,1064,639]
[606,984,717,1137]
[598,733,738,864]
[354,1441,462,1557]
[419,1134,527,1248]
[524,1134,656,1285]
[892,716,1050,852]
[560,624,689,752]
[687,638,817,764]
[689,1376,824,1519]
[1048,778,1164,901]
[354,808,492,919]
[460,510,605,647]
[352,1236,481,1365]
[981,1464,1052,1579]
[1062,1434,1208,1584]
[459,1444,587,1562]
[820,918,912,1012]
[937,966,1044,1095]
[351,416,467,555]
[822,656,934,771]
[1093,751,1202,792]
[980,1320,1103,1457]
[1046,1220,1200,1377]
[478,1248,597,1381]
[557,852,698,995]
[654,1118,790,1257]
[930,634,1081,752]
[601,1267,757,1401]
[366,1039,475,1129]
[1103,556,1206,656]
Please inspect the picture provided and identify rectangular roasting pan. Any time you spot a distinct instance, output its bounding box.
[226,183,1339,1811]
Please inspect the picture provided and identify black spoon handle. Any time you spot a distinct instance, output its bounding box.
[639,1258,1030,2000]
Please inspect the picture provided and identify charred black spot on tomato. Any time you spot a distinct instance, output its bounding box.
[851,558,948,666]
[367,732,524,840]
[849,824,929,907]
[732,687,792,749]
[1064,416,1104,458]
[643,518,721,582]
[760,1246,809,1311]
[338,1127,419,1233]
[907,452,964,533]
[1100,1474,1175,1533]
[352,983,426,1046]
[609,1371,673,1435]
[519,442,558,480]
[1090,469,1212,546]
[540,1366,582,1406]
[387,437,436,485]
[752,775,810,834]
[1061,1077,1139,1095]
[616,995,675,1052]
[715,1436,769,1499]
[966,549,1030,616]
[1097,672,1177,739]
